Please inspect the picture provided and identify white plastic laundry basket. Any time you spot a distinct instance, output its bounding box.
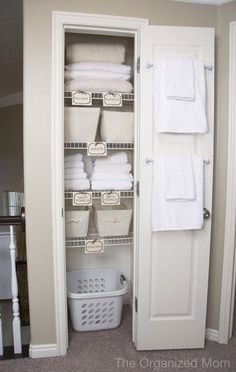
[64,107,100,142]
[67,268,128,331]
[100,111,134,143]
[65,209,90,238]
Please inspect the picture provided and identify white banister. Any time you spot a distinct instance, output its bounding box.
[0,305,3,356]
[9,226,22,354]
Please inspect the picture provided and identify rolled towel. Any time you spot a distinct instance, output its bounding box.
[65,62,131,74]
[66,43,125,64]
[64,70,130,81]
[64,79,133,93]
[91,173,133,182]
[94,152,128,165]
[91,180,132,191]
[64,179,90,191]
[93,163,132,174]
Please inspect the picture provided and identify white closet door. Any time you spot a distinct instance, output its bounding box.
[135,26,214,350]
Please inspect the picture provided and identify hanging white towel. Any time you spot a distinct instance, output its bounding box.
[94,152,128,165]
[91,180,133,191]
[165,57,195,101]
[163,154,195,201]
[152,155,204,231]
[154,59,207,133]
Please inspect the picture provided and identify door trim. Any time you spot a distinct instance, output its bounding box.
[219,21,236,344]
[51,11,148,356]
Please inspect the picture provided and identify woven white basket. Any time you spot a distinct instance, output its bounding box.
[100,111,134,143]
[94,204,132,237]
[64,107,100,142]
[65,209,90,238]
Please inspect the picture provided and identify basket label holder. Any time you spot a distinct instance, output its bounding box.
[72,192,92,206]
[72,91,92,106]
[85,239,104,254]
[103,92,122,107]
[87,142,107,156]
[101,191,121,206]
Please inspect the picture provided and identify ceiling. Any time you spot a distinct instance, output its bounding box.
[172,0,234,5]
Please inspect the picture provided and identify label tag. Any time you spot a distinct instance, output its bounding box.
[87,142,107,156]
[103,92,122,107]
[72,192,92,206]
[85,239,104,254]
[72,91,92,106]
[101,191,121,206]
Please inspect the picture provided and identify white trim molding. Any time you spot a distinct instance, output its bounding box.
[0,92,23,109]
[172,0,233,5]
[219,21,236,344]
[205,328,219,342]
[29,343,58,358]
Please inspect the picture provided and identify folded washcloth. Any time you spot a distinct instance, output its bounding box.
[91,173,133,182]
[91,180,133,191]
[163,155,195,201]
[64,70,130,81]
[165,57,195,101]
[65,62,131,74]
[64,79,133,93]
[154,59,207,133]
[66,43,125,64]
[152,155,204,231]
[65,153,83,162]
[94,152,128,165]
[64,179,90,191]
[93,163,132,174]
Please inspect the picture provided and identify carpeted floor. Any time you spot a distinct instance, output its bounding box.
[0,305,236,372]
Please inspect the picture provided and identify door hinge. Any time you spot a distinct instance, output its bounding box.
[135,297,138,312]
[136,181,140,197]
[61,208,64,218]
[136,57,140,73]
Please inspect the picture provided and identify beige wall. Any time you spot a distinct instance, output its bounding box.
[24,0,228,346]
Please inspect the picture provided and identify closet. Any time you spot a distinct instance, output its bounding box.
[52,12,214,353]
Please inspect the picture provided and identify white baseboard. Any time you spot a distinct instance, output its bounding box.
[29,343,58,358]
[205,328,219,342]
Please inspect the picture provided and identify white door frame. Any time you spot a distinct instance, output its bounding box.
[218,21,236,344]
[51,11,148,356]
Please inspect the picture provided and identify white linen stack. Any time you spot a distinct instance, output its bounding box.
[91,152,133,190]
[64,43,133,93]
[64,153,90,190]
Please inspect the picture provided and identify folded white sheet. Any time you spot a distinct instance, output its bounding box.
[94,152,128,165]
[64,79,133,93]
[64,70,130,81]
[93,163,132,174]
[165,57,195,101]
[65,153,83,162]
[64,179,90,191]
[152,155,204,231]
[163,155,195,201]
[91,173,133,182]
[65,62,131,74]
[91,180,133,190]
[66,43,125,64]
[154,59,207,133]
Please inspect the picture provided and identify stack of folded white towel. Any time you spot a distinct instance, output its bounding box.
[64,153,90,190]
[64,43,133,93]
[90,152,133,190]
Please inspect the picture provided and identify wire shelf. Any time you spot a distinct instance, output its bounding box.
[66,233,133,248]
[64,190,134,200]
[64,142,134,150]
[64,91,134,104]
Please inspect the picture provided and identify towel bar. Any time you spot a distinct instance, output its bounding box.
[144,157,210,165]
[144,62,213,71]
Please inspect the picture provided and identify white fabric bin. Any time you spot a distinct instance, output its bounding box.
[64,107,100,142]
[67,267,128,331]
[100,111,134,143]
[65,209,90,238]
[94,203,132,237]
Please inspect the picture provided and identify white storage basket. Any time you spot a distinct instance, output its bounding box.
[64,107,100,142]
[67,268,128,331]
[65,209,90,238]
[94,203,132,237]
[100,111,134,143]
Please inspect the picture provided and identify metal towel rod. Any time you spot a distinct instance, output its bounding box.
[0,207,25,232]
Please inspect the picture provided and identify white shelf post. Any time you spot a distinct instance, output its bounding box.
[0,304,3,356]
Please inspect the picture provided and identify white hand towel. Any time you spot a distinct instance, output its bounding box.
[66,43,125,64]
[64,70,130,81]
[91,173,133,182]
[152,155,204,231]
[93,163,132,174]
[64,79,133,93]
[94,152,128,165]
[91,180,133,191]
[65,62,131,74]
[165,57,195,101]
[163,155,195,201]
[65,153,83,162]
[64,179,90,191]
[154,59,207,133]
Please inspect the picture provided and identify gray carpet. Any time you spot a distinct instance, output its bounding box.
[0,305,236,372]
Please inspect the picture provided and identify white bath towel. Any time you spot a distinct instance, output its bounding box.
[91,180,133,191]
[152,155,204,231]
[64,79,133,93]
[65,62,131,74]
[91,173,133,182]
[64,170,87,179]
[66,43,125,64]
[64,70,130,81]
[93,163,132,174]
[64,179,90,191]
[165,57,195,101]
[154,59,207,133]
[64,153,83,162]
[163,155,195,201]
[94,152,128,165]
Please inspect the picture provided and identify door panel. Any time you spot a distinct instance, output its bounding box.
[135,26,214,350]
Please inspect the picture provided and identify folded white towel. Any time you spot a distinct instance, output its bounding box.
[64,79,133,93]
[163,155,195,201]
[91,173,133,182]
[64,171,87,179]
[93,163,132,174]
[152,155,203,231]
[91,180,133,191]
[64,70,130,81]
[66,43,125,64]
[65,153,83,162]
[154,59,207,133]
[65,62,131,74]
[165,57,195,101]
[94,152,128,165]
[65,167,85,174]
[64,179,90,191]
